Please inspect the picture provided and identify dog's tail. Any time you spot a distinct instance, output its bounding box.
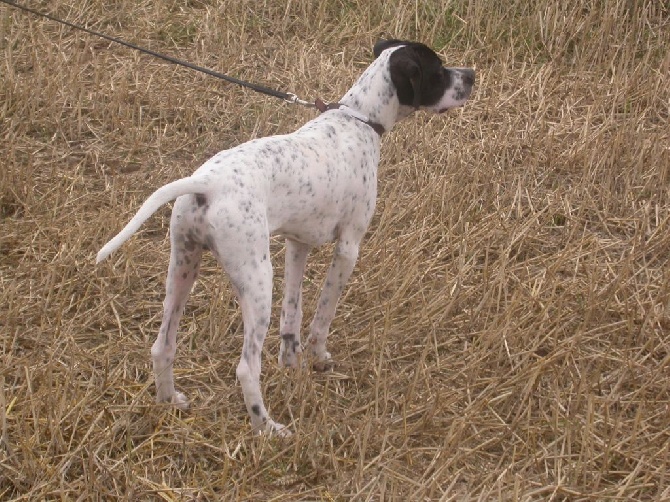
[96,176,209,264]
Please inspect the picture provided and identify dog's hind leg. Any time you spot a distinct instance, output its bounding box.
[278,239,310,368]
[151,214,203,409]
[209,219,291,436]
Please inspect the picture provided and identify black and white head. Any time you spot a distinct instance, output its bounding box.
[374,39,475,118]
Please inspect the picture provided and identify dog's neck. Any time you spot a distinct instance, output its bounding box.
[339,49,402,133]
[315,99,386,136]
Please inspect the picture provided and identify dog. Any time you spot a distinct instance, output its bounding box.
[97,39,475,436]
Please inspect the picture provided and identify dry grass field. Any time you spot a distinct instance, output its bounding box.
[1,0,669,499]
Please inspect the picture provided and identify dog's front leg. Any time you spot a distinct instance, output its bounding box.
[307,236,361,370]
[279,238,310,368]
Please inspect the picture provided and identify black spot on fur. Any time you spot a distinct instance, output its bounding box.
[184,238,197,252]
[164,320,172,345]
[195,193,207,207]
[251,404,261,416]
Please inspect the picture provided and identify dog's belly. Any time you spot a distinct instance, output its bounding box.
[272,216,340,247]
[273,228,336,247]
[268,184,371,245]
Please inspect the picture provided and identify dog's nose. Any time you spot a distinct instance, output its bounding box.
[461,68,475,87]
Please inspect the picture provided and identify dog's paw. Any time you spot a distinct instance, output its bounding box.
[172,391,189,410]
[305,336,332,371]
[157,391,189,410]
[256,420,293,438]
[312,355,335,372]
[312,359,335,373]
[268,420,293,438]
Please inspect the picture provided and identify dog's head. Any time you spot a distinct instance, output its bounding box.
[373,39,475,115]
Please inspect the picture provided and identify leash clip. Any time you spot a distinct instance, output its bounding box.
[285,93,316,108]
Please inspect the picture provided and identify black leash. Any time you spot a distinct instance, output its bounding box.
[1,0,385,135]
[0,0,315,108]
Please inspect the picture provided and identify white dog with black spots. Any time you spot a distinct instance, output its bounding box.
[97,39,475,436]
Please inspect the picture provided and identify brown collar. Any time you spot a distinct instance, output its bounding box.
[315,98,385,137]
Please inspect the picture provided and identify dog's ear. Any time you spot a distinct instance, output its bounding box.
[373,39,406,58]
[388,48,423,109]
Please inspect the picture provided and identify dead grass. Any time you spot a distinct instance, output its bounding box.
[1,0,669,499]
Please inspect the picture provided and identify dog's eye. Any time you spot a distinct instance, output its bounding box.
[430,70,448,88]
[441,69,452,88]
